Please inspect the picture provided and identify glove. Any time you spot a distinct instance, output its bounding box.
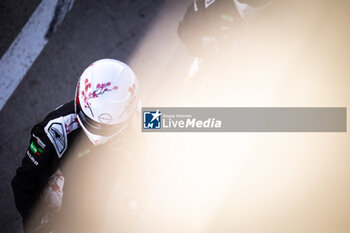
[41,169,64,213]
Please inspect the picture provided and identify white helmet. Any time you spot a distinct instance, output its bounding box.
[74,58,139,145]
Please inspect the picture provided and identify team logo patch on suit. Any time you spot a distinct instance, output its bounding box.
[205,0,215,8]
[30,141,43,156]
[44,117,68,158]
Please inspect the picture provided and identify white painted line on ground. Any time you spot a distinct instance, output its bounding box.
[0,0,74,111]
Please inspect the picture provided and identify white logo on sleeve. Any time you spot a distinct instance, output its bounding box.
[205,0,215,8]
[44,117,68,158]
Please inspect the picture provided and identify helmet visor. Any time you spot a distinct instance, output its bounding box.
[75,103,128,137]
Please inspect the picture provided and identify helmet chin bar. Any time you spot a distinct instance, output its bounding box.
[76,114,128,146]
[75,103,128,137]
[84,129,110,145]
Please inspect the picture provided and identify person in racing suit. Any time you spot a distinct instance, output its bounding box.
[177,0,281,105]
[178,0,277,57]
[12,59,145,233]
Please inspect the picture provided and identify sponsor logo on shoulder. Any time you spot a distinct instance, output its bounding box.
[48,123,65,156]
[44,117,68,158]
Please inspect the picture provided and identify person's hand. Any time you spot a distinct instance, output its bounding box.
[41,169,64,213]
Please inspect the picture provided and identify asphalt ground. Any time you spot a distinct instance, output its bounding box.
[0,0,42,57]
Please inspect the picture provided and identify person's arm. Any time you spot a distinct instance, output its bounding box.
[178,1,208,57]
[11,125,56,225]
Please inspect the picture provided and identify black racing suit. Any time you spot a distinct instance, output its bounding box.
[178,0,281,58]
[12,102,81,229]
[178,0,244,57]
[177,0,244,105]
[177,0,282,105]
[12,101,144,232]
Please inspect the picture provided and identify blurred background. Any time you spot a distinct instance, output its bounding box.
[0,0,350,232]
